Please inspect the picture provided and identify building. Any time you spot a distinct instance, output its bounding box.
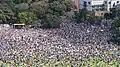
[92,0,120,11]
[114,4,120,9]
[79,0,92,11]
[92,0,120,16]
[72,0,92,11]
[72,0,120,11]
[72,0,120,16]
[107,0,120,11]
[92,0,107,11]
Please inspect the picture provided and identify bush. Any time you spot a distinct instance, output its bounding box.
[64,0,72,11]
[73,9,90,23]
[49,1,66,16]
[112,19,120,44]
[110,8,120,19]
[87,15,96,23]
[12,0,28,4]
[41,14,61,28]
[30,1,48,18]
[73,11,81,23]
[104,13,113,19]
[18,11,37,25]
[30,0,72,28]
[0,3,14,24]
[0,0,72,28]
[15,3,29,12]
[73,9,102,24]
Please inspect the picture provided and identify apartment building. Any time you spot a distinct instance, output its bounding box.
[92,0,120,16]
[72,0,120,11]
[72,0,120,16]
[92,0,120,11]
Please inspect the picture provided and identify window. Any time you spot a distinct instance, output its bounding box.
[84,1,87,4]
[83,1,87,7]
[104,1,107,4]
[102,4,105,7]
[117,1,119,3]
[88,2,91,5]
[109,2,111,4]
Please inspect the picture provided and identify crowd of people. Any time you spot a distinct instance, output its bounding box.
[0,18,119,63]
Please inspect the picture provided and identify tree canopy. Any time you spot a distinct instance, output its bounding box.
[0,0,72,28]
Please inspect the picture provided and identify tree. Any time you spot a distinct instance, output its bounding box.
[12,0,29,4]
[49,1,66,16]
[73,8,88,23]
[18,11,37,25]
[0,0,72,28]
[104,13,112,19]
[41,14,61,28]
[64,0,72,11]
[112,19,120,44]
[30,0,72,28]
[15,3,29,11]
[30,1,48,18]
[83,1,87,9]
[0,3,14,24]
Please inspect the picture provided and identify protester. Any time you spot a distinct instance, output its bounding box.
[0,19,119,62]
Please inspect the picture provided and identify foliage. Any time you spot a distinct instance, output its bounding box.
[18,11,37,25]
[0,57,119,67]
[41,14,61,28]
[30,1,48,18]
[86,57,120,67]
[15,3,29,12]
[63,0,72,11]
[103,4,120,45]
[49,1,66,16]
[29,0,71,28]
[0,0,72,28]
[112,19,120,44]
[12,0,29,4]
[0,3,14,24]
[87,15,97,23]
[86,11,98,23]
[73,9,88,23]
[110,8,117,18]
[104,13,113,19]
[109,8,120,19]
[73,9,100,23]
